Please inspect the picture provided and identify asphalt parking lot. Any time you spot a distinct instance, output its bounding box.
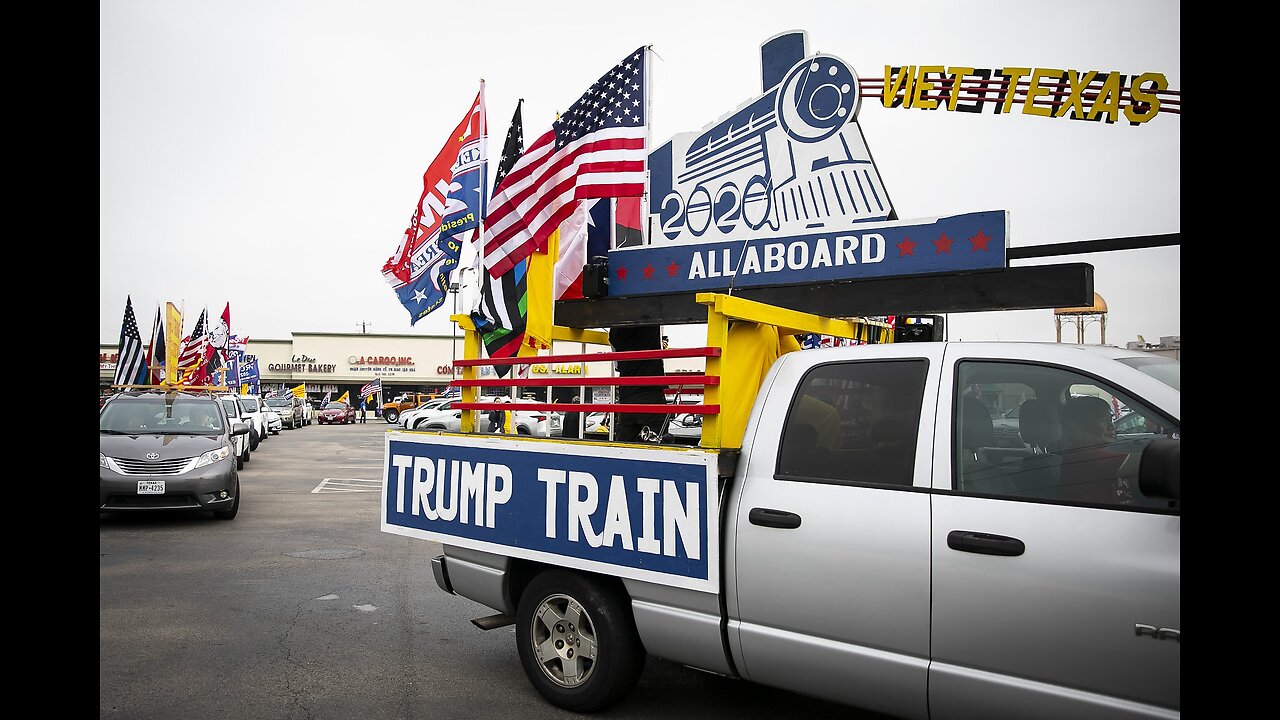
[100,421,891,720]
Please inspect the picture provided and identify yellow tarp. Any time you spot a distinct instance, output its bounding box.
[717,321,802,449]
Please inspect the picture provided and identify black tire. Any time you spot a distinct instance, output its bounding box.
[249,429,260,451]
[236,451,244,470]
[212,481,239,520]
[515,570,645,712]
[385,410,399,424]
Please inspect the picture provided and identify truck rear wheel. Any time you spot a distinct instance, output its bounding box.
[515,569,645,712]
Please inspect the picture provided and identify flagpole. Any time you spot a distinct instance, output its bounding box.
[643,44,653,248]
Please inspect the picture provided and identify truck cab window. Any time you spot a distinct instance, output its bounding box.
[776,359,928,487]
[953,361,1179,510]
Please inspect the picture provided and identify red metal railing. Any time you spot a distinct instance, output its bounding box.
[450,347,721,417]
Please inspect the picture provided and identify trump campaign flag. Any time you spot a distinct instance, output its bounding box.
[481,47,647,279]
[383,85,488,325]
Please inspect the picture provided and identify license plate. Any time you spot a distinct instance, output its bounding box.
[137,480,165,494]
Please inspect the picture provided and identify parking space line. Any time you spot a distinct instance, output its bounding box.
[311,478,383,494]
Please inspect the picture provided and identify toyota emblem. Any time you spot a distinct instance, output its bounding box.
[146,452,160,460]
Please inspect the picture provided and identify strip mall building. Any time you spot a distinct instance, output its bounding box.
[99,331,704,409]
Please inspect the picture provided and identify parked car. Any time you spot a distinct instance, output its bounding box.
[1114,409,1165,438]
[383,392,442,424]
[236,394,268,450]
[989,401,1028,448]
[263,408,282,435]
[216,395,253,468]
[99,390,247,519]
[661,412,702,445]
[583,411,610,438]
[408,396,552,436]
[398,396,457,429]
[318,401,356,424]
[263,396,303,429]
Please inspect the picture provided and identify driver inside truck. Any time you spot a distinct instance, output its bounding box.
[1057,395,1130,504]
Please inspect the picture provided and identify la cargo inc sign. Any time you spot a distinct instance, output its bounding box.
[381,433,720,593]
[350,355,418,375]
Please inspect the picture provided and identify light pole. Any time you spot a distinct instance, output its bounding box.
[449,266,478,385]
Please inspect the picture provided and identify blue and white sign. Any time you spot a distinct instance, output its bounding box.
[620,30,1011,297]
[612,210,1007,295]
[381,433,721,593]
[649,47,890,246]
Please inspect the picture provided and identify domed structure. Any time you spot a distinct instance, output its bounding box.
[1054,293,1108,316]
[1054,293,1107,344]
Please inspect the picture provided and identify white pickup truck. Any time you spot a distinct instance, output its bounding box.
[381,340,1180,719]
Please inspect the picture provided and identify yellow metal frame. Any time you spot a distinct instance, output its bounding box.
[450,295,893,447]
[694,293,893,448]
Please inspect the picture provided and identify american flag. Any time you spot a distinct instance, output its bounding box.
[178,308,208,383]
[482,47,647,278]
[112,296,147,386]
[359,377,381,398]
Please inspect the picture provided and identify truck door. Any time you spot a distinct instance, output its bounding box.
[726,345,943,720]
[927,346,1180,719]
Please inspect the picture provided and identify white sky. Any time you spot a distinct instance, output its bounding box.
[100,0,1179,348]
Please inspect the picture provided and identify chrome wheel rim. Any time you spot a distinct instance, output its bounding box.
[530,593,599,688]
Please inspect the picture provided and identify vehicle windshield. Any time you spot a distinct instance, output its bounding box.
[265,398,291,408]
[324,402,346,410]
[1116,356,1180,391]
[241,398,260,412]
[100,397,225,435]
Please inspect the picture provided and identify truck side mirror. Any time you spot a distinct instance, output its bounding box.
[1138,438,1179,500]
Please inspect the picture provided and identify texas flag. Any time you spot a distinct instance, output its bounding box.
[554,198,611,300]
[383,85,488,325]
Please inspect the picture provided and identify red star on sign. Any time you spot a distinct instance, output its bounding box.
[667,260,679,276]
[933,233,953,254]
[897,237,916,256]
[643,264,655,279]
[617,266,628,281]
[969,230,991,251]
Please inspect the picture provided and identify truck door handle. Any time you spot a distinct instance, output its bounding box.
[947,530,1025,556]
[749,508,802,529]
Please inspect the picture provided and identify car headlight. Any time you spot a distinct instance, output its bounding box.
[193,445,232,468]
